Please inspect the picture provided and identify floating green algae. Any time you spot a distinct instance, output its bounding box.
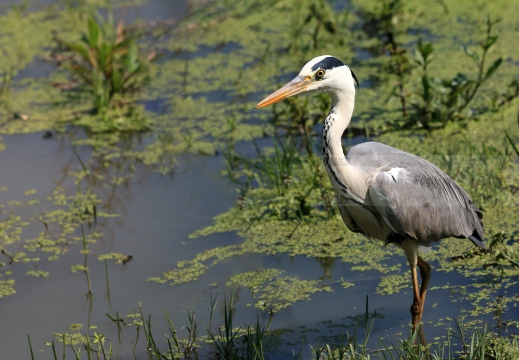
[147,0,519,323]
[0,138,124,292]
[376,273,409,296]
[0,278,15,298]
[227,268,332,312]
[0,0,516,330]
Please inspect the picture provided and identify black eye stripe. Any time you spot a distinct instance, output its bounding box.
[310,56,345,71]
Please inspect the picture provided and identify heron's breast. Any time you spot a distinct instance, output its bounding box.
[328,162,370,199]
[336,195,391,241]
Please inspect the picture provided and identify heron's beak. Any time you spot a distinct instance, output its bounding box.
[254,76,312,109]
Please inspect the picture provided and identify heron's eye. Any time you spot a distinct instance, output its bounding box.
[315,69,326,80]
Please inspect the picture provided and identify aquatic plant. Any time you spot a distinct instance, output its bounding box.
[54,13,158,119]
[30,295,519,359]
[362,0,413,118]
[5,0,519,358]
[361,1,504,130]
[288,0,348,53]
[227,269,332,312]
[223,137,330,222]
[412,16,503,128]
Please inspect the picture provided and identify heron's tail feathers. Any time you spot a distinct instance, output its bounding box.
[469,234,486,249]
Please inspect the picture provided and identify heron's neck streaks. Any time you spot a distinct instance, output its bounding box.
[323,88,354,163]
[321,109,349,193]
[321,89,363,198]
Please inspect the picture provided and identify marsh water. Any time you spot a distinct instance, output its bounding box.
[0,0,518,359]
[2,130,501,359]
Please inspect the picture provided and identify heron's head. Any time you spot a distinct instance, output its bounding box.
[255,55,359,109]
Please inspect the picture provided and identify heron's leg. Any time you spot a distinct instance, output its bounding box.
[401,240,423,331]
[417,256,431,314]
[409,263,422,331]
[409,258,432,331]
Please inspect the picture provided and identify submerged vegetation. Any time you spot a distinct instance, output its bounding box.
[0,0,517,358]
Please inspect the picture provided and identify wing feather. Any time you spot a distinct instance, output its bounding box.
[349,143,484,246]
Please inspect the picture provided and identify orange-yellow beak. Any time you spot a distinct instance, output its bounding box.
[254,76,312,109]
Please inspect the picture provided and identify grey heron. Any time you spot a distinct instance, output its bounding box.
[254,55,485,331]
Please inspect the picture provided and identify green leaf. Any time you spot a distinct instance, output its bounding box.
[428,76,445,93]
[415,39,434,69]
[462,46,479,62]
[124,42,139,73]
[87,17,100,48]
[481,35,498,51]
[64,41,90,62]
[449,73,469,88]
[484,58,502,80]
[112,70,123,92]
[419,39,434,59]
[98,43,112,69]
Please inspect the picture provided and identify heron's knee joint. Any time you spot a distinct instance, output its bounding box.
[410,303,422,316]
[419,263,431,277]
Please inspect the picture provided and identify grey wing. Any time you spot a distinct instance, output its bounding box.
[367,155,484,247]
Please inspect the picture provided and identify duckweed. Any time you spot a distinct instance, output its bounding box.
[0,0,516,340]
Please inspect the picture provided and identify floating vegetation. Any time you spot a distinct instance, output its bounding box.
[34,295,519,359]
[146,0,519,331]
[376,273,409,295]
[0,0,518,358]
[53,13,158,130]
[0,278,15,298]
[227,268,332,312]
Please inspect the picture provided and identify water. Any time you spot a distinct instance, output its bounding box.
[0,132,508,358]
[0,1,514,359]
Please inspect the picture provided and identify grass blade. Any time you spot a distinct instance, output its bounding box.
[505,130,519,156]
[27,334,35,360]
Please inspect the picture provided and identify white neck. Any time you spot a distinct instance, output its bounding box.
[322,89,355,164]
[319,82,363,201]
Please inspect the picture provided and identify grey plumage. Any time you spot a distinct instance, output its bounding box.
[345,142,484,247]
[255,54,485,331]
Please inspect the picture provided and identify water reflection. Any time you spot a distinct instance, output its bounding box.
[314,256,336,280]
[52,129,155,327]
